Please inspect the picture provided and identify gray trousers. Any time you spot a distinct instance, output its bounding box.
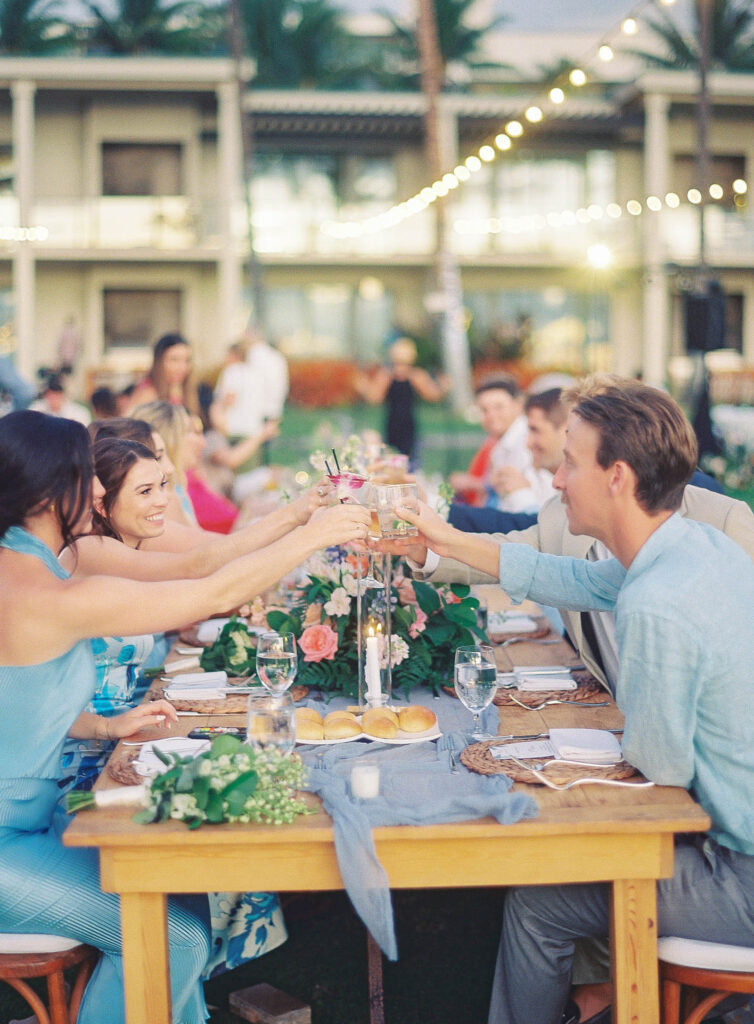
[488,836,754,1024]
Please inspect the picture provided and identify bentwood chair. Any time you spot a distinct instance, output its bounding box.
[0,933,99,1024]
[659,935,754,1024]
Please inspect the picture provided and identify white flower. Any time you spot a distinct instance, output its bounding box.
[388,635,410,667]
[324,587,351,617]
[341,572,359,597]
[169,793,200,820]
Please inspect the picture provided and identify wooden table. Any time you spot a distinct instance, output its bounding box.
[64,602,710,1024]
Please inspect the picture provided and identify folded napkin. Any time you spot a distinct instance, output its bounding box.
[302,714,537,961]
[549,728,621,765]
[196,618,232,644]
[163,655,201,674]
[488,612,539,635]
[516,675,577,692]
[512,664,574,676]
[134,737,210,777]
[169,672,228,688]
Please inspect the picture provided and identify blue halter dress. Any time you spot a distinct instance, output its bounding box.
[0,526,210,1024]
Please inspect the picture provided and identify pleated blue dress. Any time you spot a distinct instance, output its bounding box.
[0,526,210,1024]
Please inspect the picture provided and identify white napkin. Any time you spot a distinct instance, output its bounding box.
[490,740,555,761]
[163,655,201,674]
[512,665,574,676]
[516,675,577,692]
[488,612,539,635]
[134,737,210,777]
[165,671,228,702]
[168,672,228,689]
[549,728,622,765]
[196,618,232,644]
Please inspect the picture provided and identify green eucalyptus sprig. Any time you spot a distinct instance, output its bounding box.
[133,734,309,830]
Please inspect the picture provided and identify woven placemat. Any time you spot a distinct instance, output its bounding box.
[493,676,603,707]
[154,684,309,714]
[107,747,142,787]
[459,738,638,785]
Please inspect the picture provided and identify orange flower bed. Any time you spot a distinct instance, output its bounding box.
[288,359,360,408]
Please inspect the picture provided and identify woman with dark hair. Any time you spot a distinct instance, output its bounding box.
[88,415,154,449]
[128,332,199,413]
[0,410,370,1023]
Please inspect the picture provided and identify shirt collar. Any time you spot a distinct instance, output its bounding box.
[624,511,684,583]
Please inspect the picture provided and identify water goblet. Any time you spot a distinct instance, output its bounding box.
[256,631,298,695]
[454,644,497,741]
[245,691,296,757]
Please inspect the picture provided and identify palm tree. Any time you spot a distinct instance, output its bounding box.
[85,0,224,56]
[387,0,507,89]
[629,0,754,71]
[0,0,74,54]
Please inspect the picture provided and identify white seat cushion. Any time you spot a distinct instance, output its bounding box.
[659,936,754,973]
[0,933,84,954]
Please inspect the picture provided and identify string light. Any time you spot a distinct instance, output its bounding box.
[319,0,740,239]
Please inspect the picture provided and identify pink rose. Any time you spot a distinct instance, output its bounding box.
[444,590,462,605]
[408,607,428,638]
[298,624,339,662]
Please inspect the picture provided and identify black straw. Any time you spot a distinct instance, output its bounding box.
[331,448,341,472]
[324,459,333,476]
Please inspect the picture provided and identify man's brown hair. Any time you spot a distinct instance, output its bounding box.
[565,374,698,514]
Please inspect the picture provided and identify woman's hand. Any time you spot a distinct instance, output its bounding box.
[107,700,178,741]
[291,477,335,525]
[306,502,371,549]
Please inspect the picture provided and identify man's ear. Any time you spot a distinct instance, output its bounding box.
[608,460,637,499]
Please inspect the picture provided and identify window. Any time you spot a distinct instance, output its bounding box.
[102,144,183,197]
[103,289,181,349]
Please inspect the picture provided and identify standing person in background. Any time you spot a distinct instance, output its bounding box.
[212,329,289,467]
[356,337,447,467]
[128,332,199,414]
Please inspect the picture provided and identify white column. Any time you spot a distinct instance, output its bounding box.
[216,80,243,350]
[11,80,36,380]
[641,92,670,387]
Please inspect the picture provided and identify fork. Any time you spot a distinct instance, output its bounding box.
[506,754,655,791]
[507,694,610,711]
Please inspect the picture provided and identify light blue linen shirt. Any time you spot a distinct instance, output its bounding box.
[497,513,754,855]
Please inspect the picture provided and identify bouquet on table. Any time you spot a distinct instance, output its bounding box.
[265,546,487,700]
[67,734,309,830]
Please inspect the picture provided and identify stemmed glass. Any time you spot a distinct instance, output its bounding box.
[256,632,298,695]
[246,691,296,756]
[454,644,498,740]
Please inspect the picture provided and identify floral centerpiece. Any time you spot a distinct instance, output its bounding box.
[264,547,487,700]
[66,735,309,830]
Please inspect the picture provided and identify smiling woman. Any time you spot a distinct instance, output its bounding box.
[91,437,169,548]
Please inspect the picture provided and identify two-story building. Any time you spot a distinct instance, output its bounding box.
[0,55,751,395]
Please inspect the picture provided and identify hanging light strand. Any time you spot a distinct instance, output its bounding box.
[321,0,685,239]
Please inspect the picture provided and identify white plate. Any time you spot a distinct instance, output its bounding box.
[296,724,442,746]
[296,733,364,746]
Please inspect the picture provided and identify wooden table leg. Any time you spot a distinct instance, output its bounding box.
[120,891,171,1024]
[610,878,659,1024]
[366,931,385,1024]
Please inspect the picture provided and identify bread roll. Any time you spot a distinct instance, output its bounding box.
[295,707,323,725]
[324,710,357,725]
[362,713,398,740]
[324,717,362,740]
[296,718,325,741]
[361,707,398,733]
[398,705,437,733]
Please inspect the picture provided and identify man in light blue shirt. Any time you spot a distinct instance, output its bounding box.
[399,376,754,1024]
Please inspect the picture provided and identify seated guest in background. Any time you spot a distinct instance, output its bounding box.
[399,378,754,1024]
[0,409,369,1024]
[30,369,91,426]
[450,386,567,534]
[90,386,118,420]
